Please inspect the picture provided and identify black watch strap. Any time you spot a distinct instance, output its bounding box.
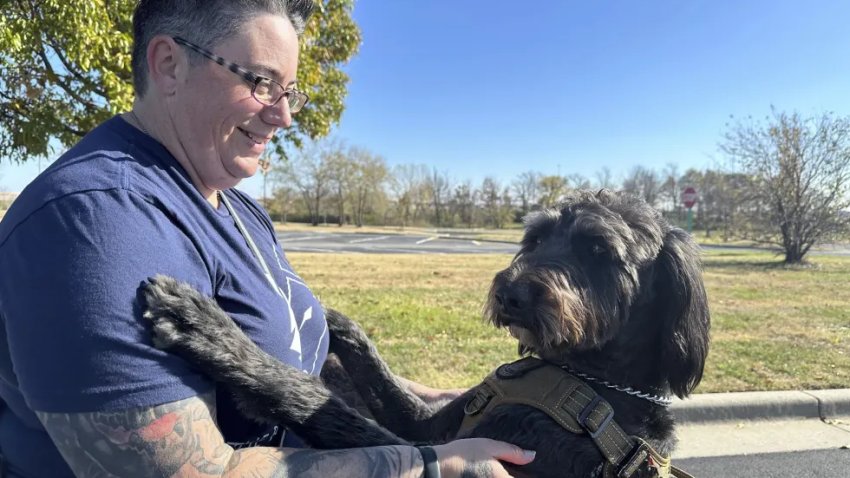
[417,446,441,478]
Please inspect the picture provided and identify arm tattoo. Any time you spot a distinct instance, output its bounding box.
[37,393,232,477]
[37,393,428,477]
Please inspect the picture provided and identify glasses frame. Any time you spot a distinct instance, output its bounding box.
[172,36,309,113]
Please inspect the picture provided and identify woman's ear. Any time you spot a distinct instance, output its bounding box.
[147,35,183,96]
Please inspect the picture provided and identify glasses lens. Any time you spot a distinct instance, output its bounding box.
[252,79,279,105]
[253,78,308,113]
[287,91,308,113]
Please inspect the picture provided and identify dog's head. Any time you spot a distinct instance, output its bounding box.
[484,190,710,397]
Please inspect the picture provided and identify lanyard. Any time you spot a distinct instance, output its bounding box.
[218,191,283,298]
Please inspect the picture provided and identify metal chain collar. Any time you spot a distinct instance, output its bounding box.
[562,367,674,407]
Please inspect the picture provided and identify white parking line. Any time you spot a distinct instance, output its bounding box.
[349,235,389,244]
[472,240,481,245]
[279,235,327,243]
[284,247,338,253]
[416,236,438,245]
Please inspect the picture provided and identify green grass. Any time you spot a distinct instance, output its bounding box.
[289,251,850,393]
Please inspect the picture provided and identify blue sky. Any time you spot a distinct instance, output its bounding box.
[3,0,850,197]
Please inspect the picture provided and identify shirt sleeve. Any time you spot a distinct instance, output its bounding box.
[0,189,214,413]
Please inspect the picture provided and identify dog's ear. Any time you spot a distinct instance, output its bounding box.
[655,228,711,398]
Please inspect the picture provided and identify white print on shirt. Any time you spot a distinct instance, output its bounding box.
[273,245,328,373]
[269,246,302,361]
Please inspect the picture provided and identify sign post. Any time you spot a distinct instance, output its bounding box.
[681,186,698,233]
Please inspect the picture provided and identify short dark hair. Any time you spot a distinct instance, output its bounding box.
[131,0,315,97]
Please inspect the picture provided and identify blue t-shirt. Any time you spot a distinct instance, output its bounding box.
[0,117,328,477]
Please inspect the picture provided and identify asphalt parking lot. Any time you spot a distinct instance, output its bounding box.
[279,231,850,256]
[278,231,519,254]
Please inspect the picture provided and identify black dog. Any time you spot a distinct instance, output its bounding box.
[142,189,710,477]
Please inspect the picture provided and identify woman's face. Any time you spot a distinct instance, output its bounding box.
[168,13,300,194]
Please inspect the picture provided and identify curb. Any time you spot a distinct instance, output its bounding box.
[670,389,850,423]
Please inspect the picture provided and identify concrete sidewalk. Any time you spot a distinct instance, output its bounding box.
[670,389,850,459]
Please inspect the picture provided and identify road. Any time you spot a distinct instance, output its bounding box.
[678,449,850,477]
[277,231,518,254]
[278,230,850,255]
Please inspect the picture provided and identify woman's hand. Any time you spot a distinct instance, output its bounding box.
[433,438,536,478]
[398,376,468,404]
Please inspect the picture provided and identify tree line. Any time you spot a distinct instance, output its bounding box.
[267,109,850,264]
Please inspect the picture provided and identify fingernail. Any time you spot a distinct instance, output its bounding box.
[523,450,536,460]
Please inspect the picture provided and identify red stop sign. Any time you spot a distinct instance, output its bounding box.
[681,187,698,209]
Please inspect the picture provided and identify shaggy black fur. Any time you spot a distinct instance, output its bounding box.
[142,189,711,478]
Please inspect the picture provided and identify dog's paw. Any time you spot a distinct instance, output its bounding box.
[325,309,358,333]
[142,275,234,351]
[325,309,372,353]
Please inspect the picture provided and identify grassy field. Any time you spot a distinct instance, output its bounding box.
[289,250,850,394]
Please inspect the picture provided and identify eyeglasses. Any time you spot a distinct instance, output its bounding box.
[173,36,309,113]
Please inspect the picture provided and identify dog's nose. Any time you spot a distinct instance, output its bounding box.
[495,282,535,313]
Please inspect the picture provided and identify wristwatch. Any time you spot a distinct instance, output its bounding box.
[417,446,441,478]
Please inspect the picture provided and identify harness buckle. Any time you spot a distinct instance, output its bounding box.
[616,440,651,478]
[463,384,494,416]
[577,395,615,439]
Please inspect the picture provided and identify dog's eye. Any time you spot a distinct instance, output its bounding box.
[523,235,542,250]
[587,238,608,257]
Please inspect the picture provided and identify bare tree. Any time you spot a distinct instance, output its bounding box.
[594,167,616,190]
[348,147,388,227]
[451,180,476,228]
[708,171,753,241]
[273,141,332,226]
[661,162,680,216]
[721,109,850,263]
[622,166,662,207]
[426,168,452,227]
[480,177,513,228]
[566,173,592,191]
[511,170,541,216]
[388,164,429,227]
[325,144,353,226]
[268,186,297,224]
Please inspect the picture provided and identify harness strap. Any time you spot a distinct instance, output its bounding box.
[459,357,687,478]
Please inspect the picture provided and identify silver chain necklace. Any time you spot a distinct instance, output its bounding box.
[562,366,673,407]
[218,190,284,299]
[129,110,150,136]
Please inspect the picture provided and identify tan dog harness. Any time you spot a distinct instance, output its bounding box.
[458,357,695,478]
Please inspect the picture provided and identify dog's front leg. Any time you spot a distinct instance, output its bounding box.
[326,309,465,442]
[142,276,406,449]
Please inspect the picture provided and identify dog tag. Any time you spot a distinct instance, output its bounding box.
[496,357,545,379]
